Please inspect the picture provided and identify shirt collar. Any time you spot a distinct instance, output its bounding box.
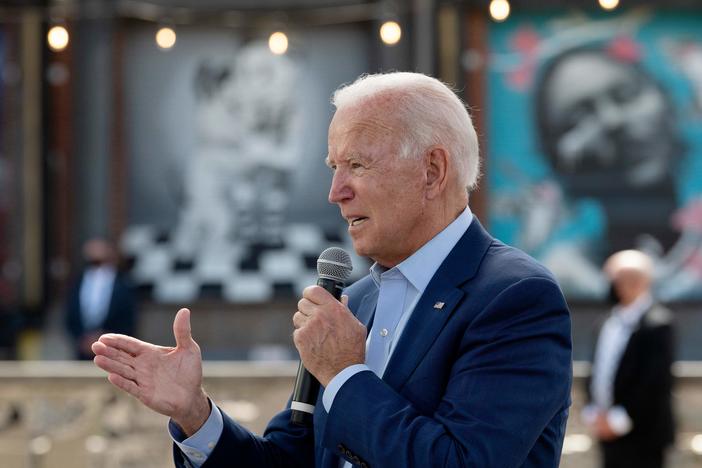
[612,292,653,327]
[370,205,473,293]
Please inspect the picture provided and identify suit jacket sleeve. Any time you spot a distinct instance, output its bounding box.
[616,319,674,430]
[173,406,315,468]
[319,276,571,468]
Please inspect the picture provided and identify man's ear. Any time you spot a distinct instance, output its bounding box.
[425,146,449,200]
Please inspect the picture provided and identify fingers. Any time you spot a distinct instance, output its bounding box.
[302,285,336,304]
[292,311,308,329]
[98,333,147,356]
[92,341,137,369]
[94,354,137,382]
[173,308,193,349]
[297,297,314,316]
[107,372,140,398]
[296,287,350,329]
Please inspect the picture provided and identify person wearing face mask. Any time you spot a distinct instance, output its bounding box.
[582,249,676,468]
[65,238,137,360]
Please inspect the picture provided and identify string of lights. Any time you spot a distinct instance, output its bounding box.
[4,0,627,54]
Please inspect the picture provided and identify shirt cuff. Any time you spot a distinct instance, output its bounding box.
[168,398,223,468]
[607,405,633,436]
[322,364,371,412]
[580,404,599,427]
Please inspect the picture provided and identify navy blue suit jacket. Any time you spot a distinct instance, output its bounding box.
[66,270,137,359]
[175,220,572,467]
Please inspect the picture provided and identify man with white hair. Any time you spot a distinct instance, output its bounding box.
[92,72,572,467]
[583,249,675,468]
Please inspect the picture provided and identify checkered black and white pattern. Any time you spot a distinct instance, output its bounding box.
[121,223,369,303]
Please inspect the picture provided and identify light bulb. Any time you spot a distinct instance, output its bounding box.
[47,25,69,52]
[599,0,620,10]
[489,0,511,22]
[156,27,176,50]
[380,21,402,46]
[269,31,289,55]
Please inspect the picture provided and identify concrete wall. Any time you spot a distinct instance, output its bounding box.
[1,361,702,467]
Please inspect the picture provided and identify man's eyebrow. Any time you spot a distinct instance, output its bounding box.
[325,152,367,168]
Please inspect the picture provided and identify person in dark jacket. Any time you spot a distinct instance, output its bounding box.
[65,238,137,360]
[583,249,675,468]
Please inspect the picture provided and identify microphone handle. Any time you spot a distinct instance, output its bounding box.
[290,277,344,426]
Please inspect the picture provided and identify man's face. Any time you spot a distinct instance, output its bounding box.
[610,269,649,306]
[543,52,677,188]
[326,106,428,267]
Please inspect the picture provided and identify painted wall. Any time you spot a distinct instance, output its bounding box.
[487,10,702,301]
[121,24,372,303]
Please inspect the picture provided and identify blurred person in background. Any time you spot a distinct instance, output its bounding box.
[65,238,137,360]
[582,249,675,468]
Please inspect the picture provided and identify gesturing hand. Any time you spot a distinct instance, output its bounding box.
[92,308,210,436]
[293,286,367,387]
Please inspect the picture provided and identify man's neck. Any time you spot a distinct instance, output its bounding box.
[374,203,470,268]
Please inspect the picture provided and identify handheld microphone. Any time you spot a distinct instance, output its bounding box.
[290,247,353,426]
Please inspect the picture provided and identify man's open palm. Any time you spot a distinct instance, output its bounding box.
[92,308,208,428]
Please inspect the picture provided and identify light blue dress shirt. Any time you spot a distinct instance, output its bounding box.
[171,206,473,468]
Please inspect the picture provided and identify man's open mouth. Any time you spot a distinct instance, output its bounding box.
[350,217,368,226]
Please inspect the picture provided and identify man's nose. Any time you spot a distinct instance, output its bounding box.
[328,171,353,204]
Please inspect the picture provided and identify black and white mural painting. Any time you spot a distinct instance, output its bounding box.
[488,11,702,301]
[121,26,370,303]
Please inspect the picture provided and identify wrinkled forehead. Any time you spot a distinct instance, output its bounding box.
[328,103,404,150]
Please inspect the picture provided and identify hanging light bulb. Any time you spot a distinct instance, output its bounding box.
[155,27,177,50]
[47,25,69,52]
[599,0,620,10]
[269,31,289,55]
[379,21,402,46]
[489,0,511,22]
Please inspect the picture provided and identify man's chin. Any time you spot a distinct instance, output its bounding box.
[349,239,370,259]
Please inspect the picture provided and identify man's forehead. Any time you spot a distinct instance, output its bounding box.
[331,101,398,132]
[328,114,398,152]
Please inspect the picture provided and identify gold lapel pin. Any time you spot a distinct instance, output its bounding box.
[433,301,445,310]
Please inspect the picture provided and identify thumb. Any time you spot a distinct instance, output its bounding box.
[173,308,194,349]
[341,295,349,307]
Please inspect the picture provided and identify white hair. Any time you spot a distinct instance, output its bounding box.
[604,249,654,280]
[331,72,480,190]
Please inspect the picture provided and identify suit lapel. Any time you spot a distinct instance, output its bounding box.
[383,219,493,391]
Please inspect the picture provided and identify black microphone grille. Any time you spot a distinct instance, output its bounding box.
[317,247,353,282]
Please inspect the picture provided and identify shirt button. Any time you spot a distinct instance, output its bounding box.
[380,328,388,337]
[207,441,215,449]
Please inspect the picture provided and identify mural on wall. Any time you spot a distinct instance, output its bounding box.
[488,10,702,301]
[172,42,302,257]
[121,27,370,303]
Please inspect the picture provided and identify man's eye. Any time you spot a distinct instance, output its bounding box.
[351,163,363,170]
